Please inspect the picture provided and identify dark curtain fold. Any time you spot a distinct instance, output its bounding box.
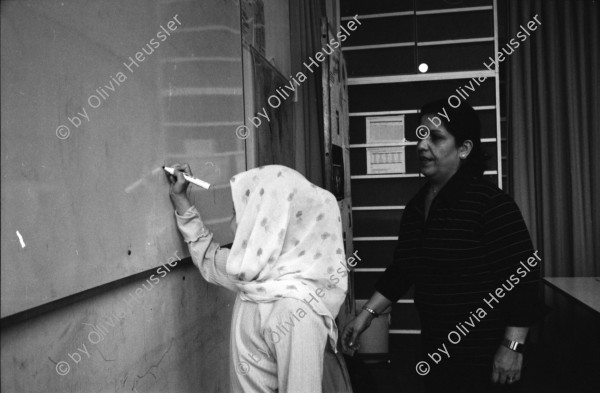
[290,0,325,187]
[507,0,600,276]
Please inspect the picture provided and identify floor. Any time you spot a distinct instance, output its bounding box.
[345,353,424,393]
[345,341,600,393]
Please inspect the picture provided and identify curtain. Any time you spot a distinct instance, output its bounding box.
[289,0,326,187]
[506,0,600,276]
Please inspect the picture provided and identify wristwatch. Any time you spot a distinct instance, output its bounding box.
[362,306,379,318]
[501,338,525,353]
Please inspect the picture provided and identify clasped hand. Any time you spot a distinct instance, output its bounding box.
[492,345,523,384]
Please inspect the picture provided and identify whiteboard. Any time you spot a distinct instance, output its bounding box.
[0,0,246,317]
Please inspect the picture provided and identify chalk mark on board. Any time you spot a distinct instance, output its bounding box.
[126,163,220,194]
[16,230,26,248]
[124,178,144,194]
[124,167,162,194]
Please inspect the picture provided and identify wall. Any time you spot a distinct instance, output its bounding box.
[1,265,235,393]
[1,0,301,391]
[1,0,243,391]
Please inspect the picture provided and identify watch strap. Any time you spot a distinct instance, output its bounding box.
[501,338,525,353]
[362,306,379,318]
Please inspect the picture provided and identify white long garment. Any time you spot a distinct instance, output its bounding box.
[174,205,237,291]
[175,205,353,393]
[227,166,348,350]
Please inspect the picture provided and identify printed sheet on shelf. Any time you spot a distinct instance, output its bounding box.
[366,115,406,174]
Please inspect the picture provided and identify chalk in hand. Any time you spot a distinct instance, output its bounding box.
[163,166,211,190]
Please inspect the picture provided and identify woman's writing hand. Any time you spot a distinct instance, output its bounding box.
[341,312,373,352]
[491,345,523,384]
[167,163,192,214]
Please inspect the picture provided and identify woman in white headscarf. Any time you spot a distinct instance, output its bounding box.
[167,164,352,393]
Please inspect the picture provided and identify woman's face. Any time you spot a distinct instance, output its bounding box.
[416,115,465,182]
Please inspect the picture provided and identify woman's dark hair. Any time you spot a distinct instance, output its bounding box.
[420,98,489,178]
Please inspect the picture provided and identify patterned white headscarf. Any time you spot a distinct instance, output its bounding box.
[227,165,348,347]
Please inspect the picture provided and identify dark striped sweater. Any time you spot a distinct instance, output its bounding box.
[376,168,542,365]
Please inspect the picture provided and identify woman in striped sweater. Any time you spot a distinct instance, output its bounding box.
[342,99,542,393]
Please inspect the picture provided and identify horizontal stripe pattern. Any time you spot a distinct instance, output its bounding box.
[375,169,541,364]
